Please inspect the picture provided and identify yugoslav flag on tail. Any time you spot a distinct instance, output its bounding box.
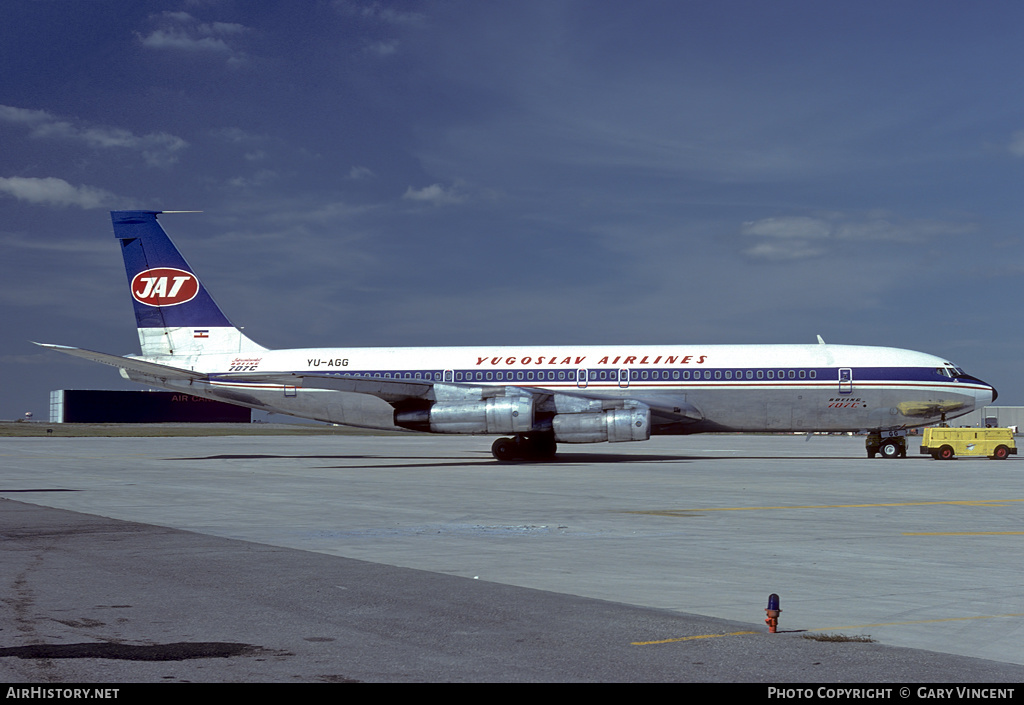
[112,210,266,357]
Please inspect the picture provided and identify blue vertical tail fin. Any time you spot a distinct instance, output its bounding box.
[112,210,266,357]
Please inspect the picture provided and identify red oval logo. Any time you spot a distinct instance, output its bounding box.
[131,267,199,307]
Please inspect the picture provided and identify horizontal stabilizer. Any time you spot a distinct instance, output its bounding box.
[34,343,206,381]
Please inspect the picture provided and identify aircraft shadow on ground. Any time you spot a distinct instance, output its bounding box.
[170,454,386,461]
[168,451,700,467]
[168,452,877,466]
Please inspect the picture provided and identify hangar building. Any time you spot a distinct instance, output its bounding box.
[49,390,251,424]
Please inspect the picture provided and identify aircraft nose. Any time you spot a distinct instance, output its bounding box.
[964,374,997,406]
[976,378,997,405]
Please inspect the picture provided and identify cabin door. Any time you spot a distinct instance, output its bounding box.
[839,368,853,394]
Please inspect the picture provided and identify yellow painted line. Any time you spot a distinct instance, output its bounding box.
[625,498,1024,516]
[903,531,1024,536]
[633,614,1024,646]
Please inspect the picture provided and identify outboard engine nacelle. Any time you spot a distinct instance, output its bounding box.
[552,405,651,444]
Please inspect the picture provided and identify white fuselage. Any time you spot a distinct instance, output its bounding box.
[124,342,995,434]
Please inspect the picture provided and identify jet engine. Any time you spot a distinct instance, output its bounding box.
[394,395,535,435]
[552,406,651,443]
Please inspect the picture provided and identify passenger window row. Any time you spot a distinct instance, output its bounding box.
[325,368,820,382]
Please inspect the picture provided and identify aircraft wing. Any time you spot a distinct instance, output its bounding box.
[36,348,704,426]
[621,393,704,424]
[34,343,207,381]
[215,371,437,403]
[215,371,537,405]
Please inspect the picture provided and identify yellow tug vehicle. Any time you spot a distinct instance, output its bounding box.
[920,427,1017,460]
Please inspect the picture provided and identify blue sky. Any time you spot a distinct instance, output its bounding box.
[2,0,1023,420]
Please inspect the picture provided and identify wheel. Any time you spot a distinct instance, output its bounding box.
[491,437,520,462]
[880,442,900,459]
[938,445,955,460]
[991,445,1010,460]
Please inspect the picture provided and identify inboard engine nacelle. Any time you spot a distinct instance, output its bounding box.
[394,396,535,435]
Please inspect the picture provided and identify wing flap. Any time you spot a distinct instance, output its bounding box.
[548,389,703,424]
[215,371,436,403]
[623,394,703,423]
[216,372,536,405]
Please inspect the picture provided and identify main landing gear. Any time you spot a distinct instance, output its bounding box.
[865,432,907,459]
[491,433,558,462]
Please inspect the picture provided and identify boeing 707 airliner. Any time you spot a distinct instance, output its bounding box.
[38,211,997,461]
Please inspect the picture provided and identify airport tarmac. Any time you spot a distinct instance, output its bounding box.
[2,432,1023,682]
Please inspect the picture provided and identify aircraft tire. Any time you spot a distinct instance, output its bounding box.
[880,442,901,459]
[491,437,520,462]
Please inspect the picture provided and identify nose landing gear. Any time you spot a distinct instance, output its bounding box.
[866,431,908,459]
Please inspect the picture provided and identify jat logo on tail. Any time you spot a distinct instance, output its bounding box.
[131,267,199,307]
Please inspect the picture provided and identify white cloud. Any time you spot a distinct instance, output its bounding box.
[336,1,425,26]
[210,126,266,143]
[833,218,975,242]
[742,241,826,261]
[1010,130,1024,157]
[137,12,251,63]
[402,183,466,205]
[139,28,232,53]
[348,165,375,180]
[207,21,249,36]
[0,177,118,209]
[0,104,187,167]
[226,169,278,188]
[741,216,831,240]
[0,105,51,126]
[741,213,975,261]
[365,39,399,56]
[161,11,192,23]
[334,1,426,57]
